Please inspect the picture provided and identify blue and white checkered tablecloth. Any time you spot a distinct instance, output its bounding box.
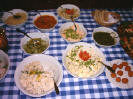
[0,9,133,99]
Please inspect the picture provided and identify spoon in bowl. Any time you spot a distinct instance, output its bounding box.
[16,28,39,46]
[99,61,115,73]
[70,16,77,32]
[8,11,21,19]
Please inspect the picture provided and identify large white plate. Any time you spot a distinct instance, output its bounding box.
[105,59,133,89]
[62,42,105,79]
[14,54,63,97]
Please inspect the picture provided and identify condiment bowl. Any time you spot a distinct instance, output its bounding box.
[59,22,87,43]
[0,50,10,80]
[2,9,28,28]
[33,12,58,33]
[20,32,50,54]
[14,54,63,97]
[92,27,120,47]
[57,4,80,21]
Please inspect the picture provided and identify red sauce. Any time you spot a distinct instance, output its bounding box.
[34,15,57,29]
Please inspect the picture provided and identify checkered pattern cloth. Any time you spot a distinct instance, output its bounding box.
[0,9,133,99]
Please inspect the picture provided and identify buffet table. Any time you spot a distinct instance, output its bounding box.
[0,8,133,99]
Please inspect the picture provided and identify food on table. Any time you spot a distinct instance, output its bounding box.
[117,21,133,59]
[4,12,27,25]
[64,43,105,78]
[0,57,7,78]
[122,78,128,84]
[20,61,54,95]
[106,59,133,89]
[0,28,8,50]
[93,32,116,46]
[92,9,120,27]
[57,4,80,20]
[60,24,86,42]
[116,77,121,82]
[34,15,57,29]
[23,38,48,54]
[0,50,9,80]
[117,70,123,76]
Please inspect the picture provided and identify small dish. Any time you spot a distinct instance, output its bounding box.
[0,50,10,80]
[2,9,28,28]
[20,32,50,54]
[33,12,58,33]
[57,4,80,20]
[92,27,119,47]
[62,42,105,79]
[59,22,87,43]
[105,59,133,89]
[14,54,63,97]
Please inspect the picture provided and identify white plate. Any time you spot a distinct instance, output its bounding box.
[57,4,80,20]
[62,42,105,79]
[0,50,10,80]
[2,9,28,28]
[59,22,87,43]
[92,27,120,47]
[20,32,50,55]
[14,54,63,97]
[105,59,133,89]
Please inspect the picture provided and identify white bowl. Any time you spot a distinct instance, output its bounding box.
[20,32,50,54]
[2,9,28,28]
[92,27,120,47]
[57,4,80,20]
[14,54,63,97]
[0,50,10,80]
[59,22,87,43]
[33,12,58,33]
[62,42,105,79]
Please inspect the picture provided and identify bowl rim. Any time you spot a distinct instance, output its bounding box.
[20,32,50,55]
[2,9,28,27]
[0,50,10,80]
[57,4,80,21]
[14,54,63,97]
[92,27,120,47]
[33,12,58,30]
[59,22,87,43]
[62,42,106,79]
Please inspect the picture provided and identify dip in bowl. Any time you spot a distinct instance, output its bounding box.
[59,22,87,43]
[92,27,119,47]
[20,33,50,54]
[33,12,58,32]
[2,9,28,28]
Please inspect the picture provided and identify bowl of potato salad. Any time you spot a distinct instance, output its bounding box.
[62,42,105,79]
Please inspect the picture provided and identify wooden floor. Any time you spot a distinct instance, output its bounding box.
[0,0,132,11]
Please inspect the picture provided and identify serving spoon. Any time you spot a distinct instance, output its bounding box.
[16,28,39,45]
[99,61,115,73]
[70,16,77,32]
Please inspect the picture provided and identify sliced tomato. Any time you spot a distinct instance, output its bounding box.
[79,51,91,61]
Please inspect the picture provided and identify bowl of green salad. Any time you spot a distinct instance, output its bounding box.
[20,32,50,54]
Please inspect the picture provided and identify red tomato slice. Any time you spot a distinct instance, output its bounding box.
[79,51,91,61]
